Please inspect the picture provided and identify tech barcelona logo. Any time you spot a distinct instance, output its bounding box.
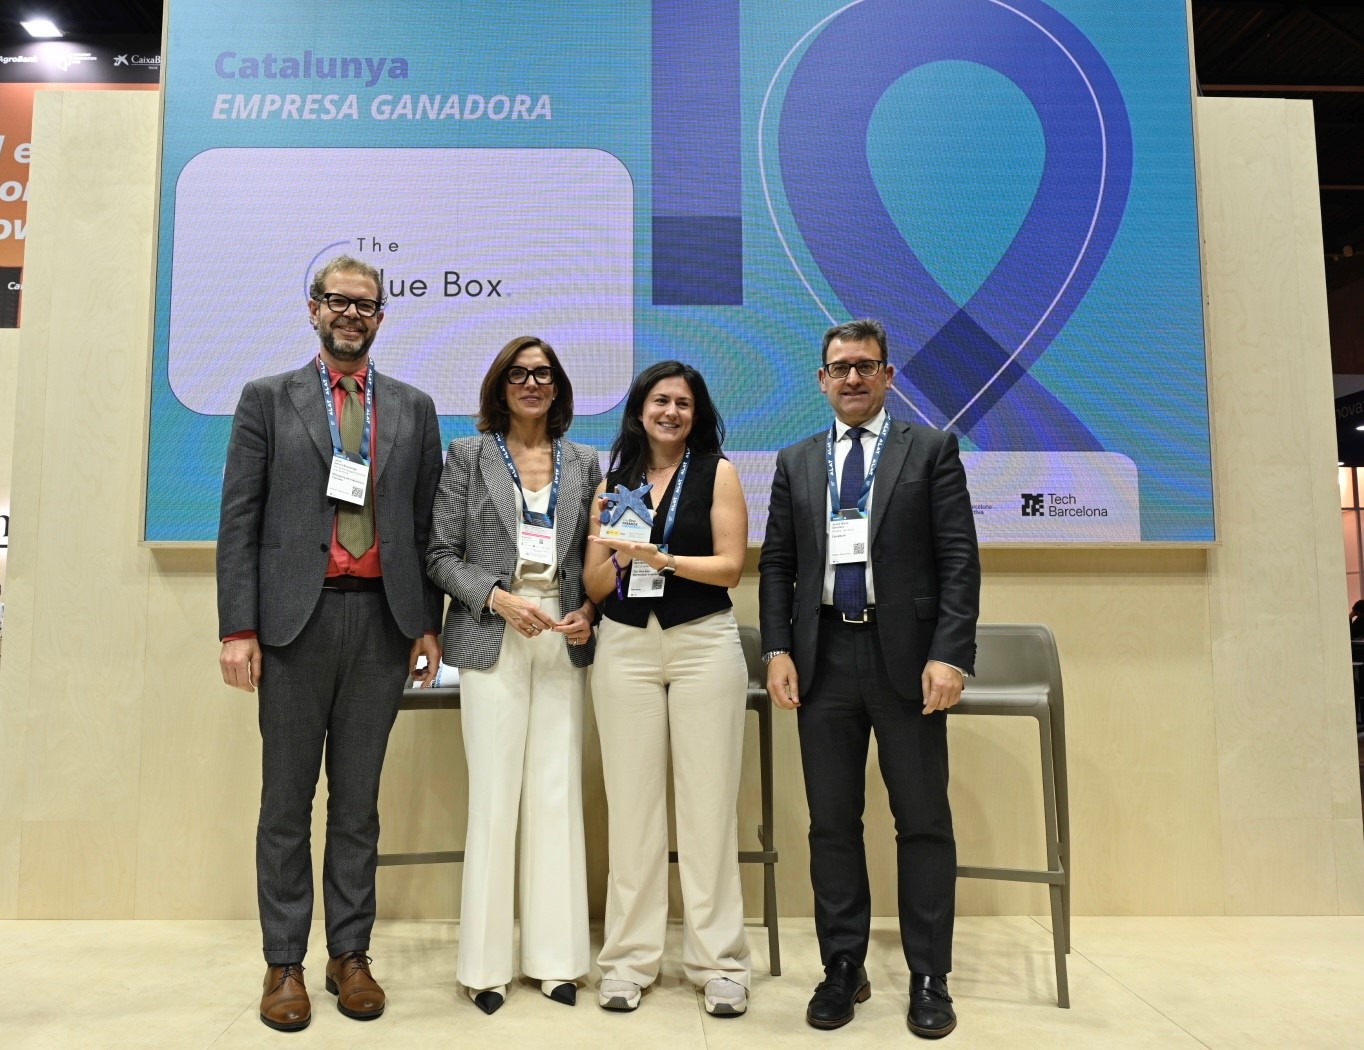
[1020,490,1108,519]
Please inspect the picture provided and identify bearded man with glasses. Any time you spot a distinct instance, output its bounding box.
[217,254,444,1031]
[759,318,980,1039]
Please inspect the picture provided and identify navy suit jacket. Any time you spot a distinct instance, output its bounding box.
[758,418,980,696]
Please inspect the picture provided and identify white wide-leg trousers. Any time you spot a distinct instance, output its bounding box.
[456,592,590,989]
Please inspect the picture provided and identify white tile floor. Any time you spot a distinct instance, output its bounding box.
[5,916,1363,1048]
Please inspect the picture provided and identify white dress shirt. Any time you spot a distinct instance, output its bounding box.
[820,408,888,606]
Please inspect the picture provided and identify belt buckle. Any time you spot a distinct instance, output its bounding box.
[841,608,870,625]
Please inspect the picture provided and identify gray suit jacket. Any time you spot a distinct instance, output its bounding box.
[216,361,444,646]
[758,418,980,696]
[425,434,602,670]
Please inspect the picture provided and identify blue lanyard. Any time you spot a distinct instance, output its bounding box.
[492,433,561,527]
[646,448,691,553]
[824,416,888,516]
[317,357,372,461]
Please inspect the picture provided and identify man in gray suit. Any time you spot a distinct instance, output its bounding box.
[217,254,443,1031]
[759,319,979,1039]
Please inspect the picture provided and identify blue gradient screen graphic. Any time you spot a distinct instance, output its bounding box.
[149,0,1212,544]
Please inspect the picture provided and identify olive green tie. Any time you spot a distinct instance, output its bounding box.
[336,375,375,558]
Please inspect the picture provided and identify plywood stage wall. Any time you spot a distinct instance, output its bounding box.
[1,91,1361,921]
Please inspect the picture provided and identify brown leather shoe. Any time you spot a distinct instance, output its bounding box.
[326,951,386,1020]
[260,963,310,1031]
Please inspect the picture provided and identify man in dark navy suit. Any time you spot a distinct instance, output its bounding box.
[760,318,980,1039]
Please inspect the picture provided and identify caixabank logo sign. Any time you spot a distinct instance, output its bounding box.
[1021,491,1109,519]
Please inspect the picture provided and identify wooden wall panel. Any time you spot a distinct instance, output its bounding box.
[0,91,159,918]
[15,92,154,832]
[1198,97,1364,914]
[0,328,23,915]
[972,549,1225,916]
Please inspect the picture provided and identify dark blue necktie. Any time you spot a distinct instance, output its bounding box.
[833,426,867,618]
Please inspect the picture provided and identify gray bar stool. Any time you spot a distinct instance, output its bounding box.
[952,623,1070,1007]
[377,682,464,867]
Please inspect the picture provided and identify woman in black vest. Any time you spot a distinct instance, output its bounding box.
[584,361,751,1016]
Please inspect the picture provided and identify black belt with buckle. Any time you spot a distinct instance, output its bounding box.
[820,604,876,625]
[322,575,384,593]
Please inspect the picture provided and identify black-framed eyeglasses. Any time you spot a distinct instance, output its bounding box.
[314,293,382,318]
[824,358,885,380]
[506,365,555,385]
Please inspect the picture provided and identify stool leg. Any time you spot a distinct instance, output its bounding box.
[758,698,781,976]
[765,850,781,976]
[1052,697,1072,955]
[1038,708,1068,1006]
[1049,882,1070,1008]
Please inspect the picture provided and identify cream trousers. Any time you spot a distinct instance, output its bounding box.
[592,608,752,989]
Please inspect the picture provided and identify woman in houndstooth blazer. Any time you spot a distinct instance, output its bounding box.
[425,336,601,1014]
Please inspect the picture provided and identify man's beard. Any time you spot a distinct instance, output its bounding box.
[319,323,373,361]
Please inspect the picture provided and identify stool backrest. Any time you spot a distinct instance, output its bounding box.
[971,623,1064,708]
[738,624,765,689]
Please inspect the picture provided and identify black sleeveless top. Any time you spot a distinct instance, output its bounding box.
[601,451,733,630]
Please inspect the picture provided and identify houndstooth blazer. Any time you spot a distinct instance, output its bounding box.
[425,433,602,670]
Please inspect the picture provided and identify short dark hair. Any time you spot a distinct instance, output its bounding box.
[822,318,888,364]
[606,360,726,486]
[476,335,575,438]
[309,254,385,307]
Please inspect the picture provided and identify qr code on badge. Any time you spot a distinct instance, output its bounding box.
[351,485,365,500]
[648,576,665,592]
[852,541,865,556]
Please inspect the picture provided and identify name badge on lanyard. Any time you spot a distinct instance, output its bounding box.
[327,453,369,506]
[494,433,561,564]
[318,359,372,507]
[628,448,691,599]
[824,420,888,566]
[518,520,555,563]
[828,509,869,565]
[628,560,667,598]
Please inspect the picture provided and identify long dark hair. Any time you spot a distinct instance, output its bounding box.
[606,360,726,486]
[476,335,575,438]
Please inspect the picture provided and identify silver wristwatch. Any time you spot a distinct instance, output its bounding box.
[761,649,789,664]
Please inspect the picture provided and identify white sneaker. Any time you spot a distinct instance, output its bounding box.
[704,977,748,1016]
[598,978,642,1011]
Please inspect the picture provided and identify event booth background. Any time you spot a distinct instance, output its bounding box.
[0,90,1360,920]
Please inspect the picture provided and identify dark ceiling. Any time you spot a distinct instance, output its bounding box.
[1194,1,1364,269]
[3,1,161,37]
[3,1,1363,259]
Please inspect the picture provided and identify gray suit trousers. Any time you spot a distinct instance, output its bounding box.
[256,589,410,964]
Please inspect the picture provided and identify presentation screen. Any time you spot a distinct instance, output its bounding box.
[149,0,1213,544]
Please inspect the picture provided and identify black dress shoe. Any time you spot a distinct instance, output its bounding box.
[805,958,870,1029]
[473,989,505,1015]
[907,973,956,1039]
[547,982,577,1006]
